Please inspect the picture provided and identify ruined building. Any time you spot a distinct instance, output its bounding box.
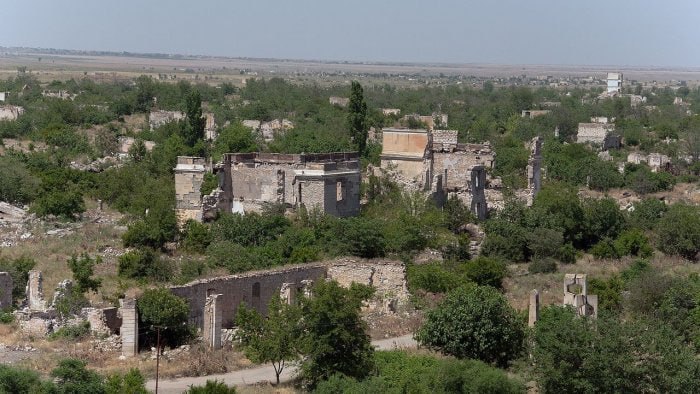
[380,128,491,219]
[175,152,361,224]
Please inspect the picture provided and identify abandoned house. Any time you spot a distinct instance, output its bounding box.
[0,105,24,121]
[576,122,620,150]
[149,110,185,130]
[329,96,350,107]
[379,128,492,219]
[175,152,361,225]
[606,72,623,94]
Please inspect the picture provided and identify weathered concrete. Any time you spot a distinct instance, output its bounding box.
[170,264,327,329]
[149,110,184,130]
[0,272,12,309]
[576,123,615,145]
[120,298,138,357]
[203,294,223,349]
[26,271,47,311]
[528,289,539,327]
[174,156,208,225]
[563,274,598,318]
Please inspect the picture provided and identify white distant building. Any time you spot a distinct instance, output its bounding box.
[606,73,623,94]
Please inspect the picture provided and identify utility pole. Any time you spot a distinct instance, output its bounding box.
[155,326,161,394]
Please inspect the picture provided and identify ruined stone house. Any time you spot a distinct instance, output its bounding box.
[204,112,217,141]
[0,105,24,121]
[42,90,76,100]
[148,110,185,130]
[329,96,349,107]
[576,122,620,150]
[175,152,361,225]
[521,109,551,118]
[401,113,448,130]
[380,128,492,219]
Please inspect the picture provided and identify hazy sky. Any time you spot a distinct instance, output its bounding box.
[2,0,699,67]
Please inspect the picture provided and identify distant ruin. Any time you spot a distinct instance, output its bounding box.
[175,152,361,225]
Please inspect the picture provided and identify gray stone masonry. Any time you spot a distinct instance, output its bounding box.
[120,298,138,357]
[528,289,540,327]
[203,294,223,350]
[26,270,47,311]
[0,272,12,309]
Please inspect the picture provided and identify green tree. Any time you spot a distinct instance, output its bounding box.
[298,280,375,388]
[182,90,206,147]
[67,253,102,294]
[137,288,192,349]
[348,81,368,156]
[416,285,525,367]
[235,296,301,384]
[0,364,55,393]
[460,257,507,289]
[104,368,148,394]
[51,359,104,394]
[657,204,700,259]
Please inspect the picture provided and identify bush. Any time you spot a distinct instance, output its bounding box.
[590,238,620,259]
[406,263,463,293]
[0,364,54,393]
[460,257,507,289]
[181,220,211,254]
[186,379,237,393]
[49,321,90,341]
[557,243,577,264]
[67,253,102,294]
[31,189,85,219]
[614,229,653,258]
[416,285,525,367]
[529,258,558,274]
[137,288,193,349]
[0,156,41,204]
[122,207,178,250]
[657,204,700,260]
[0,311,14,324]
[117,248,173,282]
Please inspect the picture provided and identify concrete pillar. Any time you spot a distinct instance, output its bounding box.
[300,279,314,298]
[27,270,46,311]
[280,283,295,305]
[0,272,12,309]
[528,289,539,327]
[120,298,138,357]
[203,294,222,350]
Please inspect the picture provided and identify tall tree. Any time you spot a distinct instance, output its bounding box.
[298,280,375,388]
[182,90,206,147]
[347,81,368,156]
[235,296,302,385]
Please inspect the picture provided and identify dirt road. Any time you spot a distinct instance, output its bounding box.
[146,334,417,393]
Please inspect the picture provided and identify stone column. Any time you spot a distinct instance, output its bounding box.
[280,283,295,305]
[120,298,138,357]
[528,289,540,327]
[0,272,12,309]
[203,294,222,350]
[27,270,46,311]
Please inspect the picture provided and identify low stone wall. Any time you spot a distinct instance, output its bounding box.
[327,258,410,312]
[170,264,327,329]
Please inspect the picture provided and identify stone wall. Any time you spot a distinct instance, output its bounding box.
[149,110,184,130]
[174,157,207,224]
[170,259,410,329]
[0,272,12,309]
[170,264,328,329]
[0,105,24,121]
[27,270,47,311]
[576,123,614,145]
[431,130,459,152]
[326,258,409,312]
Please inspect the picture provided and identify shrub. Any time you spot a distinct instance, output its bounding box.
[49,321,90,341]
[416,285,525,367]
[0,311,14,324]
[122,207,178,250]
[557,243,577,264]
[186,379,237,393]
[181,220,211,254]
[118,248,173,282]
[31,189,85,219]
[529,258,558,274]
[137,288,193,349]
[459,257,507,289]
[657,204,700,260]
[0,364,54,393]
[590,238,620,259]
[614,229,653,258]
[406,263,464,293]
[67,253,102,294]
[0,156,41,204]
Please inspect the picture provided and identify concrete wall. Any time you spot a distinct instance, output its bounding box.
[381,128,430,158]
[170,264,328,329]
[0,272,12,309]
[174,157,207,225]
[577,123,614,145]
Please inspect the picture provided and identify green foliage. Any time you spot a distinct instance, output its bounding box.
[0,364,54,393]
[582,197,626,247]
[0,255,36,304]
[338,216,386,258]
[416,285,525,367]
[199,172,218,197]
[181,220,212,254]
[348,81,368,156]
[588,276,624,312]
[117,247,172,282]
[614,228,652,258]
[628,198,667,229]
[406,263,464,293]
[186,380,237,394]
[459,257,507,289]
[590,238,619,259]
[0,311,14,324]
[530,183,585,247]
[442,194,475,232]
[182,90,206,147]
[624,164,675,195]
[532,306,700,393]
[657,204,700,259]
[235,296,301,384]
[529,258,558,274]
[0,156,41,204]
[31,188,85,219]
[49,321,91,341]
[122,204,178,250]
[211,212,289,247]
[104,368,148,394]
[67,253,102,294]
[51,358,105,394]
[314,351,525,394]
[137,288,192,349]
[212,123,258,159]
[298,280,375,388]
[493,135,528,188]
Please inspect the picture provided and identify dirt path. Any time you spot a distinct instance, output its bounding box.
[146,334,417,393]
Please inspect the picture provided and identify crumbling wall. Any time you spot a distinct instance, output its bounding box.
[170,264,328,329]
[149,110,184,130]
[526,136,543,206]
[327,258,409,313]
[175,157,207,224]
[85,307,121,336]
[469,166,488,220]
[576,123,614,145]
[0,105,24,121]
[431,130,459,152]
[0,272,12,309]
[26,270,47,311]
